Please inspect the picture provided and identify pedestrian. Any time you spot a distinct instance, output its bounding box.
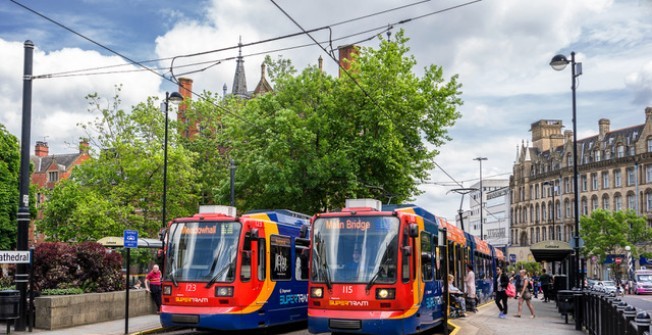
[494,267,509,319]
[511,270,521,300]
[464,264,477,312]
[145,264,162,313]
[532,272,540,299]
[514,269,536,318]
[539,269,552,302]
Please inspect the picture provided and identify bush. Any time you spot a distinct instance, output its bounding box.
[41,288,84,296]
[33,242,124,293]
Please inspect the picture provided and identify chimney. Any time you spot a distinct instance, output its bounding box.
[338,44,359,77]
[598,119,610,140]
[318,55,323,72]
[564,130,573,144]
[178,77,193,101]
[79,139,90,154]
[35,141,49,157]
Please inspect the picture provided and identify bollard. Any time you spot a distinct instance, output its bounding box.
[624,305,637,335]
[616,301,627,335]
[635,310,650,335]
[609,295,620,335]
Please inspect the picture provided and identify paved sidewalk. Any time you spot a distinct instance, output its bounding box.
[6,314,162,335]
[450,296,584,335]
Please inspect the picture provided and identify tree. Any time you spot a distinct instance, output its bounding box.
[219,30,462,213]
[0,123,20,250]
[579,209,652,263]
[36,87,200,241]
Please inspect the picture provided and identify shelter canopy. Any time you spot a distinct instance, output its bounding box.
[529,240,572,262]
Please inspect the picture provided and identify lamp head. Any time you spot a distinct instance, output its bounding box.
[168,91,183,104]
[550,54,569,71]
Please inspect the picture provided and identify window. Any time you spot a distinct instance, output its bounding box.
[258,239,266,281]
[535,185,540,199]
[581,175,587,192]
[592,173,599,190]
[617,145,625,158]
[615,169,622,187]
[627,168,635,186]
[556,226,562,240]
[647,165,652,183]
[647,193,652,211]
[48,171,59,182]
[565,200,571,218]
[402,230,410,282]
[627,194,636,210]
[606,150,611,160]
[630,147,636,156]
[614,195,622,211]
[595,150,601,162]
[270,235,291,281]
[536,228,540,243]
[564,178,571,194]
[581,199,588,216]
[648,138,652,152]
[602,172,610,189]
[567,153,573,167]
[602,196,610,210]
[421,233,434,282]
[295,240,309,281]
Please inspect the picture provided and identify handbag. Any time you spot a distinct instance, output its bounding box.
[505,282,516,298]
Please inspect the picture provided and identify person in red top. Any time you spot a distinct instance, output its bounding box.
[145,264,162,313]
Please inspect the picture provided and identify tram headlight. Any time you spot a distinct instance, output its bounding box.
[163,285,172,295]
[376,288,395,300]
[310,287,324,298]
[215,286,234,297]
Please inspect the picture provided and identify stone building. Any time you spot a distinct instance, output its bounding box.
[510,107,652,272]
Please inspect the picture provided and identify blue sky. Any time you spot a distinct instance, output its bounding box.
[2,0,652,220]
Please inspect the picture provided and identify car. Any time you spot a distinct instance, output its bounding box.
[596,280,624,295]
[587,279,598,288]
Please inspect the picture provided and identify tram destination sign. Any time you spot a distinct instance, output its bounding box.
[0,250,31,264]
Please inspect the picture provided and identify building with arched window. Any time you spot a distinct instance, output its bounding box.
[509,107,652,271]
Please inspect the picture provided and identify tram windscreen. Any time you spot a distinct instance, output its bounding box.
[312,216,399,284]
[165,221,241,282]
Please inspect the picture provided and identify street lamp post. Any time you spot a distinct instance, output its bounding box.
[162,91,183,229]
[474,157,487,240]
[550,51,583,288]
[544,180,556,274]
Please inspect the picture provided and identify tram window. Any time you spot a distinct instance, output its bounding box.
[271,235,292,281]
[421,233,434,282]
[241,251,251,282]
[295,247,309,281]
[258,239,266,281]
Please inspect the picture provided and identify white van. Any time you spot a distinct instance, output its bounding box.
[632,270,652,295]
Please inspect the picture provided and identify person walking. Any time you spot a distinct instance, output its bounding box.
[145,264,163,313]
[539,268,552,302]
[494,267,510,319]
[514,269,536,318]
[464,264,477,312]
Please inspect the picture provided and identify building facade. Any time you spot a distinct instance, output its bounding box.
[457,179,510,246]
[510,107,652,270]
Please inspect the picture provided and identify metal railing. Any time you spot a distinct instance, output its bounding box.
[564,288,652,335]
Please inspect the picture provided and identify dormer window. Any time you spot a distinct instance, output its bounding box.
[617,145,625,158]
[48,171,59,182]
[595,150,601,162]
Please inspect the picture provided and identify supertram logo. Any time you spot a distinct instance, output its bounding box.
[280,293,308,305]
[175,297,209,304]
[328,300,370,307]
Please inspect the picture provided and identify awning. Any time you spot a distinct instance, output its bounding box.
[97,236,162,249]
[529,240,573,262]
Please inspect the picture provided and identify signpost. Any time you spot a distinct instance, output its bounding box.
[0,251,31,264]
[123,230,138,335]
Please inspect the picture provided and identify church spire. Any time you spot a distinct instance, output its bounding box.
[232,36,248,97]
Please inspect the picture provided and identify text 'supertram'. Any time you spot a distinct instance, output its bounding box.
[160,205,310,331]
[307,199,504,335]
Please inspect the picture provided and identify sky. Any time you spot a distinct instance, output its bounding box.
[2,0,652,221]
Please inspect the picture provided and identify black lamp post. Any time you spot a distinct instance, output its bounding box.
[544,180,557,274]
[550,51,583,288]
[474,157,487,240]
[162,91,183,229]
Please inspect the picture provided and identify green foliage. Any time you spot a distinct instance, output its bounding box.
[0,123,20,250]
[507,261,542,276]
[41,288,84,296]
[36,86,199,240]
[217,30,462,213]
[580,209,652,262]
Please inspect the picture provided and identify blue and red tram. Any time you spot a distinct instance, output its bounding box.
[307,199,503,335]
[159,205,310,331]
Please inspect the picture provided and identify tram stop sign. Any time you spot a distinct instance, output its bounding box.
[124,230,138,249]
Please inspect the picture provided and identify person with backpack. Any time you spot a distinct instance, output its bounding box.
[539,269,552,302]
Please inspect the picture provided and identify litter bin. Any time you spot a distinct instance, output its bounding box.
[0,290,20,334]
[557,289,575,324]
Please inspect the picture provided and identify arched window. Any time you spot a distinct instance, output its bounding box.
[648,137,652,152]
[614,193,622,211]
[581,197,588,216]
[602,194,610,210]
[542,227,547,241]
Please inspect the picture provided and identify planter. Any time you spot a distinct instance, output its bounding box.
[34,289,157,330]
